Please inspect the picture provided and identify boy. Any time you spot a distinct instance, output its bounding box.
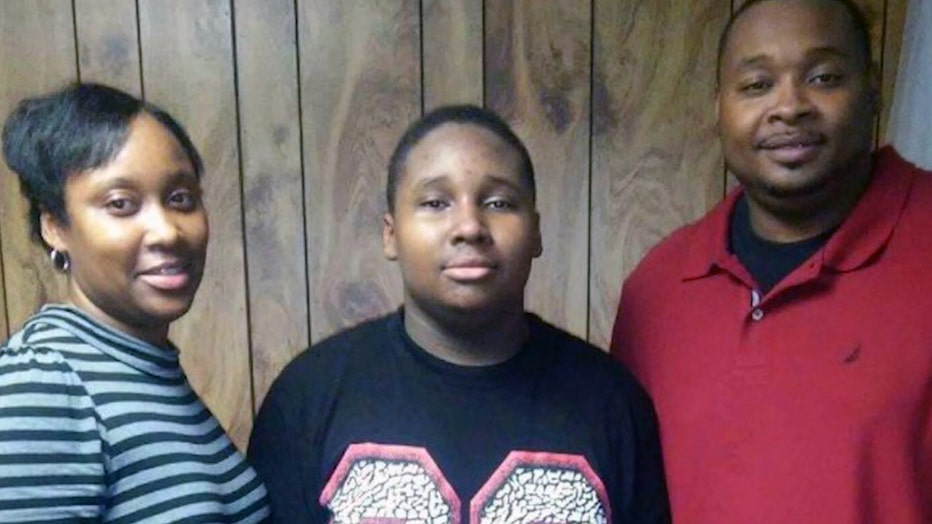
[249,105,669,523]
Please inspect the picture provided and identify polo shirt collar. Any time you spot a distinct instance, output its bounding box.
[681,146,916,281]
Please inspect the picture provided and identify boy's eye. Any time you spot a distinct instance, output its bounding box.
[419,198,448,210]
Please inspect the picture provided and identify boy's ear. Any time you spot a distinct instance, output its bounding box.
[40,210,68,252]
[382,213,398,261]
[532,211,543,258]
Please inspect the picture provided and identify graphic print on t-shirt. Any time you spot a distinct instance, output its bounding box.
[320,443,610,524]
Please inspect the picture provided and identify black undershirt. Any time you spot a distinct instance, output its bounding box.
[729,196,835,294]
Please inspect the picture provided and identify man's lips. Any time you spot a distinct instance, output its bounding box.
[758,133,826,164]
[137,260,197,291]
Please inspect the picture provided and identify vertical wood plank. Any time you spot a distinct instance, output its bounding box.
[422,0,483,109]
[0,0,76,331]
[233,0,308,410]
[0,240,7,339]
[590,0,729,348]
[879,0,908,144]
[138,0,253,449]
[485,0,592,338]
[299,0,421,342]
[74,0,141,95]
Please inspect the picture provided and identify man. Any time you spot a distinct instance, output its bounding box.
[611,0,932,522]
[251,105,670,523]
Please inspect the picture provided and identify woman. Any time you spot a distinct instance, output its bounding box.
[0,83,270,523]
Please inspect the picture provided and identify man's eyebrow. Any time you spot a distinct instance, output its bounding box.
[734,54,771,72]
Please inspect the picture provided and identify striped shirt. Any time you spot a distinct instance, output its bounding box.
[0,305,270,523]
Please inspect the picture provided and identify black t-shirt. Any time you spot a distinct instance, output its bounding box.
[248,310,670,523]
[729,196,834,294]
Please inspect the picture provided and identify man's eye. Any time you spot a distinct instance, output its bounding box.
[740,80,771,94]
[810,73,843,86]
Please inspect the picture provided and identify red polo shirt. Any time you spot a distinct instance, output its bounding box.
[612,147,932,523]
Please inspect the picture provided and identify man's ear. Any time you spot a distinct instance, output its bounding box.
[40,210,68,253]
[382,213,398,261]
[532,211,543,258]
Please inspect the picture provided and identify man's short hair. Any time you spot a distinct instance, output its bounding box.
[716,0,873,84]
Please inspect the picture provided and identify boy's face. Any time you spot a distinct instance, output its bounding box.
[383,123,541,322]
[716,0,876,218]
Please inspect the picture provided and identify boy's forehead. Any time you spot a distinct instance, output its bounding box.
[724,0,861,63]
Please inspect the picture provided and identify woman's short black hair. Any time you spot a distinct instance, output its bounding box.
[386,104,535,214]
[1,82,203,248]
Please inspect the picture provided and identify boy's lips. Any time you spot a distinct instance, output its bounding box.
[443,257,496,281]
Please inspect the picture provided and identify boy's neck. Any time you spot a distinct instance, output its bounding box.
[402,304,529,367]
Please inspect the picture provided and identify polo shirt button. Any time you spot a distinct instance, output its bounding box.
[751,308,764,321]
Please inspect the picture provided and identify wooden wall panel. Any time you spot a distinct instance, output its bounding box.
[74,0,141,95]
[137,0,253,449]
[0,241,7,339]
[423,0,483,109]
[880,0,908,143]
[234,0,308,410]
[589,0,729,348]
[299,0,420,342]
[486,0,592,338]
[0,0,75,331]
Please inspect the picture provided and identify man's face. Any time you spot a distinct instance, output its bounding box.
[717,0,876,220]
[382,123,541,324]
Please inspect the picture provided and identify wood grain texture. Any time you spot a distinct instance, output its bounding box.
[138,0,253,449]
[485,0,592,338]
[422,0,483,109]
[589,0,729,348]
[0,0,75,332]
[298,0,420,342]
[233,0,308,410]
[879,0,908,144]
[74,0,141,95]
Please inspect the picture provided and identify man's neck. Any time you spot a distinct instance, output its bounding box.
[403,304,528,367]
[748,154,874,243]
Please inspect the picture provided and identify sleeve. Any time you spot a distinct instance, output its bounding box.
[624,382,671,524]
[0,345,106,522]
[248,355,328,524]
[609,275,652,387]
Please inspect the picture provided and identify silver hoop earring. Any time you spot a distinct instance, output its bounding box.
[50,249,70,273]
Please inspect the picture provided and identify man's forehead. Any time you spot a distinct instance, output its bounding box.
[724,0,860,62]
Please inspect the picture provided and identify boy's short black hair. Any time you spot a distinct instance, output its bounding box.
[716,0,873,84]
[386,104,535,214]
[1,82,203,249]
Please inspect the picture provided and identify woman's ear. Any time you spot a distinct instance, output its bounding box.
[40,211,68,253]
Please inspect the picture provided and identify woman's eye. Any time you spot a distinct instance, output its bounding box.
[105,197,136,215]
[485,197,515,211]
[168,190,200,210]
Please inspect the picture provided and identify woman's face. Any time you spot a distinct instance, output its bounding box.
[42,113,208,345]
